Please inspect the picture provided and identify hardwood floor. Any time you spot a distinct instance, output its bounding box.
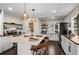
[0,47,17,55]
[48,41,65,55]
[0,41,65,55]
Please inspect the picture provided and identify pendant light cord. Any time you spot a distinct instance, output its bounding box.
[24,3,26,12]
[32,9,35,17]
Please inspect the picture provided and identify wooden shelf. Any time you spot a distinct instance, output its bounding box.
[16,28,23,29]
[41,23,48,34]
[3,22,23,30]
[3,22,23,26]
[41,24,48,26]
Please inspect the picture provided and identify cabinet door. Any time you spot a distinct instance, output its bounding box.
[61,36,68,54]
[67,41,77,55]
[61,35,78,55]
[49,33,59,41]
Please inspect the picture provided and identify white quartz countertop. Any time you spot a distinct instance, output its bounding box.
[3,35,46,45]
[62,35,79,45]
[70,35,79,44]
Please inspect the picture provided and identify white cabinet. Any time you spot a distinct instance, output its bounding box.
[48,33,59,41]
[61,35,78,55]
[0,37,13,53]
[61,35,68,54]
[67,41,77,55]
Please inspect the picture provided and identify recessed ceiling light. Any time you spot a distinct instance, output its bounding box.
[52,10,56,13]
[8,7,12,11]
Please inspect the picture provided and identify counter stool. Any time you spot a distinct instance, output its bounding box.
[31,45,38,55]
[31,39,48,55]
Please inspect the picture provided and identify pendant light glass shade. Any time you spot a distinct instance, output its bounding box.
[21,11,28,20]
[20,3,28,20]
[31,16,36,22]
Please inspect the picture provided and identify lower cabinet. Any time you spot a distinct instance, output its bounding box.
[61,35,78,55]
[61,35,68,54]
[48,33,59,41]
[67,41,77,55]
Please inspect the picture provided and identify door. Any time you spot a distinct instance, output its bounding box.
[59,23,68,46]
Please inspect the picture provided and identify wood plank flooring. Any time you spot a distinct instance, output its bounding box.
[48,41,65,55]
[0,41,65,55]
[0,47,17,55]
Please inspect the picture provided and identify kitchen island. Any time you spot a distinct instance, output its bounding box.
[3,35,45,55]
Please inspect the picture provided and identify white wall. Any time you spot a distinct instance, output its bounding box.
[0,10,4,35]
[64,6,79,22]
[23,20,30,34]
[23,17,41,35]
[34,18,41,34]
[3,15,22,24]
[64,5,79,34]
[41,19,64,33]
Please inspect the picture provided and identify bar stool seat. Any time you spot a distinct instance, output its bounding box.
[31,39,48,55]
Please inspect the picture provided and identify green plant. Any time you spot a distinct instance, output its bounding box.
[74,14,79,35]
[70,32,75,37]
[75,14,79,25]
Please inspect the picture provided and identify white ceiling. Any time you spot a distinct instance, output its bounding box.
[0,3,78,20]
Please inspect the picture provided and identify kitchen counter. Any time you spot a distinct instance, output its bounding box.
[62,35,79,45]
[61,35,79,55]
[3,35,46,55]
[4,35,45,44]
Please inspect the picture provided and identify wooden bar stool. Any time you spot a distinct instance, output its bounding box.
[31,39,48,55]
[31,45,38,55]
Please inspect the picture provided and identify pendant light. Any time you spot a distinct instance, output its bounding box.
[21,3,28,20]
[31,8,36,22]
